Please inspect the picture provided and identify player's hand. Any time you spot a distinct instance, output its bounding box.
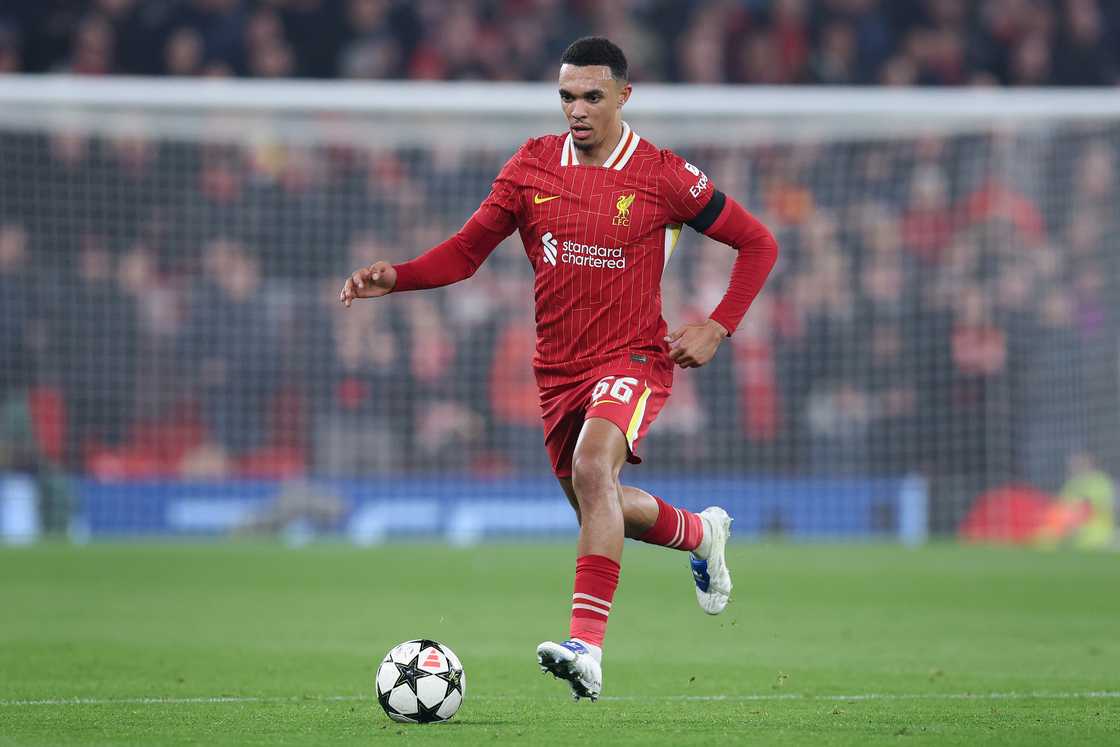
[340,261,397,307]
[665,319,728,369]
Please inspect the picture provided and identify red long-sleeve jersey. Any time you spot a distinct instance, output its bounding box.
[393,123,778,388]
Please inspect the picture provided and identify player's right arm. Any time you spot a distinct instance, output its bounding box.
[340,147,526,307]
[339,214,511,306]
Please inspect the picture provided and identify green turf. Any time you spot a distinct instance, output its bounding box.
[1,542,1117,745]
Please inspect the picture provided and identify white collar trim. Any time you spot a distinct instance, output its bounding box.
[561,121,640,170]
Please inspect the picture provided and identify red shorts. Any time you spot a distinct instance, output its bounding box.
[539,372,671,479]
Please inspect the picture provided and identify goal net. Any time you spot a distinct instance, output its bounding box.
[1,78,1117,545]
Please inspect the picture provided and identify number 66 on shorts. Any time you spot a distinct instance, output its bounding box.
[539,372,671,478]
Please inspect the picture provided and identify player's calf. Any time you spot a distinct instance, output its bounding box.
[634,494,706,552]
[628,492,734,614]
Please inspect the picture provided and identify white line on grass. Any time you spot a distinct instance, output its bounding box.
[2,692,1118,707]
[0,695,367,707]
[598,691,1120,703]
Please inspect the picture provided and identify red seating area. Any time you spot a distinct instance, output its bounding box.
[27,386,307,480]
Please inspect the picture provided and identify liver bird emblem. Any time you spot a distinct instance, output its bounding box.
[613,193,636,225]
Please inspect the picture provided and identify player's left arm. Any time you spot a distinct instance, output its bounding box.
[661,157,779,368]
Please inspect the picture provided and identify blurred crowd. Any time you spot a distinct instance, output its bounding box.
[1,121,1117,523]
[1,0,1118,86]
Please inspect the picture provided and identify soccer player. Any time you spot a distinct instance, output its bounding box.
[340,37,778,702]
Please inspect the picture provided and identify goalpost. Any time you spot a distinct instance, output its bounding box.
[1,76,1117,545]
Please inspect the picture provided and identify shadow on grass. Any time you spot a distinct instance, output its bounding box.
[405,720,516,727]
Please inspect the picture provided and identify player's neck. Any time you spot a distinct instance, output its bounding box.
[574,120,625,167]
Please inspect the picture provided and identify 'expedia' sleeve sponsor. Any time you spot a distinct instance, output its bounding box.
[659,149,716,225]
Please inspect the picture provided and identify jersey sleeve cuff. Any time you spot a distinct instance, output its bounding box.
[391,262,417,292]
[708,311,737,338]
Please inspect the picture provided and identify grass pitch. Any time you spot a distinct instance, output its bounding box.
[1,541,1117,745]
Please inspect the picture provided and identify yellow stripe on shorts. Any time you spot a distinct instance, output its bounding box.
[625,386,652,451]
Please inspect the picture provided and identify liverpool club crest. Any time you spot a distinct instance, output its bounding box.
[612,193,635,226]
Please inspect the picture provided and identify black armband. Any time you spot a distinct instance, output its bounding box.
[685,189,727,233]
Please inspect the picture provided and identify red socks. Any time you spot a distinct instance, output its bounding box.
[569,555,620,647]
[567,498,702,648]
[637,496,704,552]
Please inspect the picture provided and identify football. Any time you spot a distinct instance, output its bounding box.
[375,639,466,723]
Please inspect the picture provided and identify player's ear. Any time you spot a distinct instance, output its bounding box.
[617,82,632,109]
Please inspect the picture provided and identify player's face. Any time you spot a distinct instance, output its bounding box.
[558,64,631,152]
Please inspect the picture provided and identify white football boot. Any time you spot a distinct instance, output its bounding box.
[691,506,733,615]
[536,639,602,701]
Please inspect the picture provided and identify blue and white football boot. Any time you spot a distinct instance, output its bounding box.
[691,506,733,615]
[536,638,602,701]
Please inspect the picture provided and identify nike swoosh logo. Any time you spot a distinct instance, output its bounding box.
[533,194,561,204]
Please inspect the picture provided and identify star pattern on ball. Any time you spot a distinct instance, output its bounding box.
[376,687,395,713]
[415,696,443,724]
[393,656,423,694]
[436,666,463,699]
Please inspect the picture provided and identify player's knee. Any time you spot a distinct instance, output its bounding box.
[570,453,618,508]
